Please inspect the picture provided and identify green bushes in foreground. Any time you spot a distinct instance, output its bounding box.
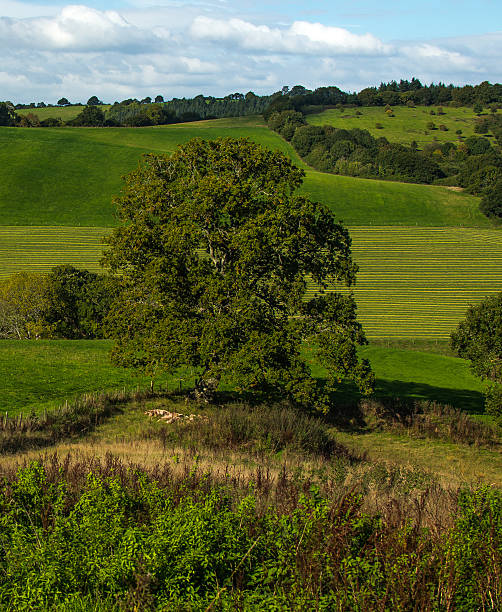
[0,458,501,610]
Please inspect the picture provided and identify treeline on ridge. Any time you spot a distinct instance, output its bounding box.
[4,78,502,129]
[0,92,272,128]
[268,109,502,218]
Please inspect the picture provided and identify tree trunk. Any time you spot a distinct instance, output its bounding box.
[193,376,220,403]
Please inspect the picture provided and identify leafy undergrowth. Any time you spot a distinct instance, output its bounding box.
[0,454,501,610]
[350,397,500,447]
[0,392,501,608]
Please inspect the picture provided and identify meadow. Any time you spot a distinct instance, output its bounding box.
[0,338,484,416]
[306,104,488,147]
[16,104,111,121]
[0,120,488,227]
[2,109,502,607]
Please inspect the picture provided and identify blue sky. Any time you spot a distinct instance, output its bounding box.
[1,0,501,103]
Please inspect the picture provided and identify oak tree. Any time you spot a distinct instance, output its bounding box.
[104,138,374,409]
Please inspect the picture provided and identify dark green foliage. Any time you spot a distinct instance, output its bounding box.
[87,95,103,106]
[451,292,502,419]
[267,110,306,141]
[376,143,445,183]
[45,265,116,339]
[480,179,502,218]
[0,101,17,126]
[278,115,444,184]
[1,458,502,609]
[104,137,374,409]
[464,135,493,155]
[107,93,271,126]
[69,105,105,127]
[39,117,63,127]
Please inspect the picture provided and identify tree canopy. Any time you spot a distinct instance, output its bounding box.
[451,292,502,418]
[104,137,374,409]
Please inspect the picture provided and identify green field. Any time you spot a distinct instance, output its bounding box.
[0,226,110,279]
[0,119,488,227]
[0,339,484,415]
[16,104,111,122]
[346,226,502,338]
[3,225,501,339]
[307,105,489,147]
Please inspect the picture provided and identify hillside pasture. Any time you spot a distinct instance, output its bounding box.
[0,339,176,415]
[0,338,483,416]
[0,121,488,228]
[16,105,111,122]
[306,105,489,147]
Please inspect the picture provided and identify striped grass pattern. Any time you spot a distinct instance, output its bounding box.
[1,226,501,339]
[309,226,502,339]
[0,226,111,279]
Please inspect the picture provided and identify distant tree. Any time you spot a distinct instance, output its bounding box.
[18,113,40,128]
[426,121,436,130]
[141,96,152,105]
[0,102,17,126]
[473,102,483,115]
[40,117,63,128]
[154,95,164,103]
[87,96,103,106]
[0,272,50,339]
[479,179,502,219]
[57,98,70,106]
[451,292,502,419]
[44,265,116,339]
[69,105,105,127]
[103,138,374,407]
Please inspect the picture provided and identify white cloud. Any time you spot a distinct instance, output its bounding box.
[0,3,501,104]
[190,16,391,56]
[401,43,476,71]
[0,5,164,52]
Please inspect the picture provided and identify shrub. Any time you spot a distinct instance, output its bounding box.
[148,402,354,459]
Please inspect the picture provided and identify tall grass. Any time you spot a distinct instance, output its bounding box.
[144,402,357,460]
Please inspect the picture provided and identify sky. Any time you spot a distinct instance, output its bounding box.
[1,0,501,104]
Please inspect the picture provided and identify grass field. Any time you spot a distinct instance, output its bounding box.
[306,105,490,147]
[16,105,111,122]
[317,226,502,339]
[0,339,483,416]
[0,119,488,227]
[0,339,178,415]
[2,225,501,339]
[0,226,110,279]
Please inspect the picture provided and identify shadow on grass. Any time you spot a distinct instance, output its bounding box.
[329,377,485,418]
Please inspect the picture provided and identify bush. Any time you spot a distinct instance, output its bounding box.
[148,402,353,459]
[480,179,502,219]
[0,457,501,609]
